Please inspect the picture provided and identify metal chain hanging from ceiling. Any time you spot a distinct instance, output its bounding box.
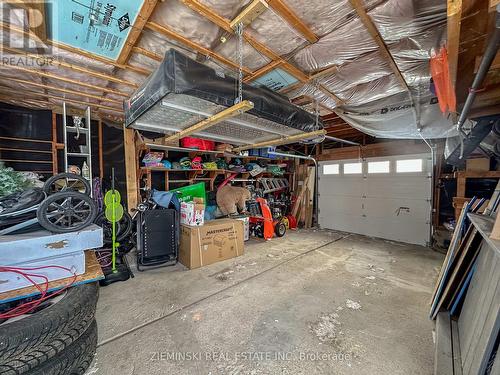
[236,22,244,105]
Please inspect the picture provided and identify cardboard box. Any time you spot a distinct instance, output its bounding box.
[234,216,250,241]
[180,197,205,226]
[179,219,244,269]
[466,158,490,172]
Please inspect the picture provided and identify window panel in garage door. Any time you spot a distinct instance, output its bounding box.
[318,154,431,245]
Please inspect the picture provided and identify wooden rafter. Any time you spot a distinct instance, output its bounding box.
[0,22,150,76]
[174,0,341,107]
[348,0,409,90]
[243,60,282,82]
[117,0,159,65]
[163,100,254,142]
[1,65,130,97]
[145,21,253,74]
[0,87,123,113]
[1,46,138,88]
[310,65,339,80]
[266,0,318,43]
[133,46,162,62]
[230,0,269,29]
[2,77,122,105]
[234,129,326,151]
[447,0,463,87]
[25,0,47,42]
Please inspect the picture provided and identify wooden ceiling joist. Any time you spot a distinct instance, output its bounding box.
[1,77,122,105]
[1,46,138,88]
[266,0,318,43]
[348,0,409,91]
[230,0,269,29]
[145,21,253,74]
[2,65,130,97]
[175,0,309,82]
[243,60,282,82]
[0,87,123,113]
[164,100,254,142]
[173,0,342,108]
[117,0,159,65]
[447,0,463,87]
[132,46,163,62]
[0,22,150,76]
[234,129,326,151]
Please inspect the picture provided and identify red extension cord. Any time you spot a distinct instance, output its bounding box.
[0,265,77,319]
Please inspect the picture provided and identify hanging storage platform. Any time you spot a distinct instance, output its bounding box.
[124,49,323,146]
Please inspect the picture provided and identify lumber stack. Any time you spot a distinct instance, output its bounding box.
[430,181,500,320]
[292,163,315,228]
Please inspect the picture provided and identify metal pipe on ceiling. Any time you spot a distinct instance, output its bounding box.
[267,150,319,228]
[324,135,360,146]
[456,4,500,130]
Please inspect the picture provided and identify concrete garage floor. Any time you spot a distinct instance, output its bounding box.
[90,229,444,375]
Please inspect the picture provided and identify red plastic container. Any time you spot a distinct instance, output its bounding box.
[180,137,215,151]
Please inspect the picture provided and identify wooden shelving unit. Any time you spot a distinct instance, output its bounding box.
[134,137,294,199]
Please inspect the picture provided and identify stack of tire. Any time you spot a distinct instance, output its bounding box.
[0,283,99,375]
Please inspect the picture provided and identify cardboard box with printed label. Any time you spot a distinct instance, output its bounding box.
[180,197,205,226]
[179,219,244,269]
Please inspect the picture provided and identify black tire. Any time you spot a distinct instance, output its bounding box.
[94,210,132,245]
[26,320,97,375]
[37,191,97,234]
[0,283,99,375]
[43,173,91,196]
[275,221,286,237]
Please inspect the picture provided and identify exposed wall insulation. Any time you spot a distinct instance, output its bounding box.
[0,0,454,138]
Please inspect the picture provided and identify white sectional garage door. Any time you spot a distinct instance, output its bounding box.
[318,153,432,246]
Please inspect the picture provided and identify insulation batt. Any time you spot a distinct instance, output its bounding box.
[0,0,452,137]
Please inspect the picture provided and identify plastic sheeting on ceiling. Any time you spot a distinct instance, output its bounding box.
[0,0,454,139]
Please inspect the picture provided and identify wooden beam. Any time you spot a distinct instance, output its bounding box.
[447,0,463,87]
[243,60,282,82]
[123,127,139,213]
[3,77,122,105]
[132,46,162,62]
[1,46,138,88]
[176,0,310,82]
[163,100,254,142]
[26,0,47,43]
[317,140,429,161]
[179,0,233,33]
[244,33,309,82]
[145,21,253,74]
[310,64,339,80]
[234,129,326,151]
[230,0,269,29]
[0,22,150,76]
[348,0,409,90]
[267,0,318,43]
[0,64,130,97]
[0,87,124,113]
[318,86,344,105]
[117,0,159,65]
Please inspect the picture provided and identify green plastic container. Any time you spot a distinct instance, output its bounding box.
[170,182,206,202]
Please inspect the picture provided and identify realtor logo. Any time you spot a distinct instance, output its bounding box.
[0,1,53,56]
[117,13,130,32]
